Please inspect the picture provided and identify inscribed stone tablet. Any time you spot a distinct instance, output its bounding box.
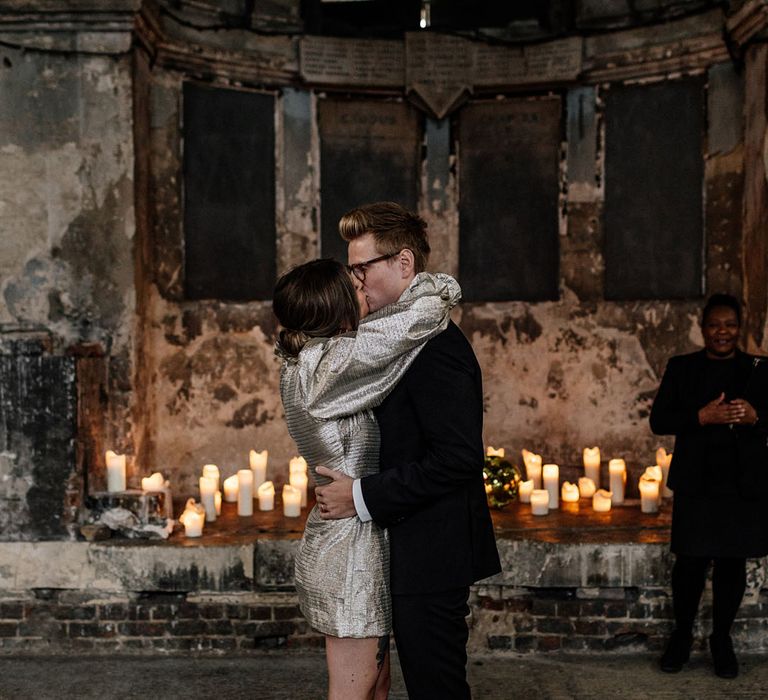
[604,78,704,300]
[318,99,420,263]
[183,83,276,301]
[459,99,561,301]
[300,36,404,87]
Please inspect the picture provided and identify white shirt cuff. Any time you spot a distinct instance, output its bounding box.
[352,478,373,523]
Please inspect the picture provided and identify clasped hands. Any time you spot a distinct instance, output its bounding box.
[698,392,758,426]
[314,466,356,520]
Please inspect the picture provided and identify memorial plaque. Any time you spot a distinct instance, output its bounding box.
[604,78,704,300]
[525,37,583,83]
[300,36,404,87]
[406,32,473,119]
[183,83,276,301]
[459,98,561,301]
[475,37,582,87]
[474,45,528,86]
[318,98,420,263]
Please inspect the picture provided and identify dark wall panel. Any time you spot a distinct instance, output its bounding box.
[319,99,420,263]
[183,83,276,300]
[0,351,76,541]
[604,78,705,300]
[458,98,561,302]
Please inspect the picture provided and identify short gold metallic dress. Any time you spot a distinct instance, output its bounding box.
[278,273,460,638]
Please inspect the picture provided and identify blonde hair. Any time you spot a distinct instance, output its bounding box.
[339,202,430,273]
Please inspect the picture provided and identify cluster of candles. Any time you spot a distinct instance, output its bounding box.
[488,446,673,517]
[104,449,312,538]
[178,453,310,537]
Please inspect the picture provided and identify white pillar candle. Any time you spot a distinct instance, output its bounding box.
[661,465,673,498]
[282,485,301,517]
[199,476,217,522]
[181,509,204,537]
[644,465,662,481]
[518,479,534,504]
[639,476,660,513]
[522,450,543,489]
[222,475,239,502]
[237,469,253,516]
[289,470,308,508]
[249,449,269,490]
[642,466,663,506]
[608,459,626,505]
[141,472,165,492]
[593,489,612,512]
[656,448,673,498]
[105,450,126,493]
[289,456,308,477]
[530,489,550,516]
[582,447,601,488]
[578,477,596,499]
[561,481,579,503]
[179,499,205,538]
[486,446,505,457]
[215,491,222,516]
[542,463,559,509]
[202,464,220,492]
[258,481,275,511]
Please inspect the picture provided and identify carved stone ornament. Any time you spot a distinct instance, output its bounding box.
[405,32,474,119]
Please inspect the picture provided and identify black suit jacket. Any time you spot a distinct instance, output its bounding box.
[649,349,768,498]
[360,321,501,595]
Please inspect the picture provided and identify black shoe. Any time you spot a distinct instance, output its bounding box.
[659,630,693,673]
[710,634,739,679]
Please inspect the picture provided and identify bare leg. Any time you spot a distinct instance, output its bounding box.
[326,635,389,700]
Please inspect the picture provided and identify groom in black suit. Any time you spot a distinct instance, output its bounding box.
[316,202,501,699]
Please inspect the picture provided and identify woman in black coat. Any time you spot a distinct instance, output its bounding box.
[650,294,768,679]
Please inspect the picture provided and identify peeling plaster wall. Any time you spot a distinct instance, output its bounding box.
[148,290,288,495]
[0,48,135,350]
[0,38,136,536]
[458,300,702,476]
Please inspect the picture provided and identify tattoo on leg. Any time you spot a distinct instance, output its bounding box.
[376,635,389,668]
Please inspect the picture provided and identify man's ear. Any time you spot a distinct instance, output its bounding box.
[398,248,415,278]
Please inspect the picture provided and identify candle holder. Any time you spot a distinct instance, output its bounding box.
[482,454,522,509]
[82,489,174,539]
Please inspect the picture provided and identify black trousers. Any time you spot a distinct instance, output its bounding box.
[392,587,471,700]
[672,555,747,638]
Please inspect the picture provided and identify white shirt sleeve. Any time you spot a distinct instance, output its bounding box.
[352,478,373,523]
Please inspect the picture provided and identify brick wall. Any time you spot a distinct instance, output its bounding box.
[470,585,768,655]
[0,591,321,654]
[2,585,768,655]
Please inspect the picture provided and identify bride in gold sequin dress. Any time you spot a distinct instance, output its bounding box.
[273,259,459,700]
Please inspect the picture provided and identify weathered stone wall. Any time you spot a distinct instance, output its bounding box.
[0,46,136,357]
[0,12,136,537]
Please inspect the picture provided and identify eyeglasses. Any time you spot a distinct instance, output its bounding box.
[347,252,399,282]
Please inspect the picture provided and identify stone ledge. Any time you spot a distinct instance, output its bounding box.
[0,535,720,594]
[0,537,677,593]
[0,499,754,593]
